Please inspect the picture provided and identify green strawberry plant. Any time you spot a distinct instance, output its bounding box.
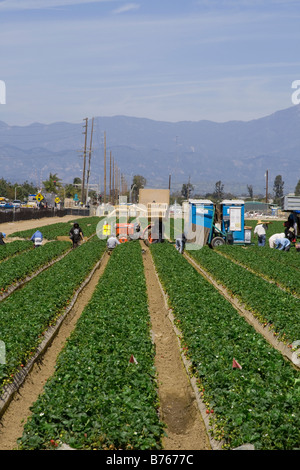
[8,216,103,240]
[150,243,300,450]
[0,237,106,393]
[0,240,33,262]
[216,245,300,295]
[0,241,70,294]
[18,241,164,451]
[190,246,300,346]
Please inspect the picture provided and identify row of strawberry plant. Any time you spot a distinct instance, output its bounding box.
[190,246,300,345]
[0,237,107,393]
[0,240,33,262]
[18,241,164,451]
[150,243,300,450]
[216,245,300,295]
[8,216,102,240]
[0,241,70,294]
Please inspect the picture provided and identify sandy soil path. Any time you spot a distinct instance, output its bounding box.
[141,242,211,450]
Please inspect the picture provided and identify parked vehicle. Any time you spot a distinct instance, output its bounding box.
[12,200,22,208]
[0,202,13,209]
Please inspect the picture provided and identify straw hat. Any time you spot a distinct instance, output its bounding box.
[256,220,271,225]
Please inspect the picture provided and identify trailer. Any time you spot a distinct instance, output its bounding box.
[282,195,300,238]
[186,199,252,248]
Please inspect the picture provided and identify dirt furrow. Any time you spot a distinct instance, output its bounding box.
[141,242,211,450]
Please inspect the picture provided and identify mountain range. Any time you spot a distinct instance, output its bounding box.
[1,104,300,196]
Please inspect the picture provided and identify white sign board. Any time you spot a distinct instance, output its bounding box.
[229,207,242,231]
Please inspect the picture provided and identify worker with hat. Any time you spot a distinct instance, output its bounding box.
[254,220,271,247]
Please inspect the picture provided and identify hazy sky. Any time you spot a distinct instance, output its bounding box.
[0,0,300,125]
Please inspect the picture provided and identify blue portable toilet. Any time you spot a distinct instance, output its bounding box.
[186,199,215,246]
[221,200,245,244]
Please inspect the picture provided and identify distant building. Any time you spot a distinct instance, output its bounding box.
[138,188,170,218]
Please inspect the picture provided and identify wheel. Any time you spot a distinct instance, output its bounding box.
[211,236,225,247]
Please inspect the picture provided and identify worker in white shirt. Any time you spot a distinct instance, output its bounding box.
[107,235,120,253]
[253,220,271,247]
[269,232,285,248]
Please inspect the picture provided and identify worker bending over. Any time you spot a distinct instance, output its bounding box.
[0,232,6,245]
[175,233,187,254]
[31,230,43,248]
[274,237,291,251]
[269,232,285,248]
[107,235,120,253]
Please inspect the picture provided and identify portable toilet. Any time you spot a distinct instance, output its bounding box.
[221,200,245,244]
[186,199,215,246]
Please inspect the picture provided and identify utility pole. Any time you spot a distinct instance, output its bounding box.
[81,117,88,205]
[109,151,112,203]
[112,157,115,205]
[169,174,171,191]
[85,117,94,204]
[103,131,106,204]
[115,162,118,203]
[265,170,269,203]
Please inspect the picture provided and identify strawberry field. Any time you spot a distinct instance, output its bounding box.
[0,215,299,451]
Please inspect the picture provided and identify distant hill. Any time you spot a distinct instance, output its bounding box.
[1,104,300,195]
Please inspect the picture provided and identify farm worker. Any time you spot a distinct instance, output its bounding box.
[102,221,111,237]
[175,233,187,254]
[69,222,84,248]
[151,216,164,243]
[0,232,6,245]
[287,212,298,237]
[274,237,291,251]
[253,220,270,247]
[30,230,43,248]
[269,232,285,248]
[107,235,120,252]
[284,225,296,243]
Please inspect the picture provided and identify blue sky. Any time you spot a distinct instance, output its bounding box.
[0,0,300,125]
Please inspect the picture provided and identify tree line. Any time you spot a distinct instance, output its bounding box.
[178,175,300,205]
